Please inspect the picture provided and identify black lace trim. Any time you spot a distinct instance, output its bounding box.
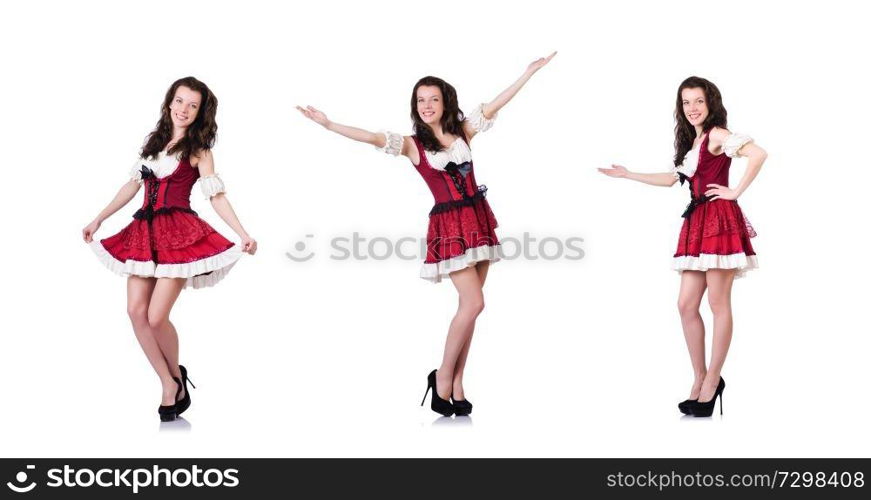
[681,196,713,218]
[429,185,489,216]
[677,172,690,186]
[139,165,156,180]
[133,206,198,222]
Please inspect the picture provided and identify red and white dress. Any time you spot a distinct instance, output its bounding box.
[672,131,758,278]
[90,151,242,289]
[381,105,502,283]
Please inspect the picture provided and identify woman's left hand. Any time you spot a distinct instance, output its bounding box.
[242,236,258,255]
[705,184,738,201]
[82,219,101,243]
[526,51,557,74]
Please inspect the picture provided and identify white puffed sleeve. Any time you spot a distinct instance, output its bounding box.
[375,130,404,156]
[723,133,754,158]
[199,174,226,199]
[466,104,497,133]
[129,161,145,184]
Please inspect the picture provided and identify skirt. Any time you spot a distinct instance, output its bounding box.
[420,197,502,283]
[90,209,241,289]
[673,199,758,278]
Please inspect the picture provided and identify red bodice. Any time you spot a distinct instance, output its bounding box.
[687,132,731,199]
[411,136,488,215]
[134,157,200,220]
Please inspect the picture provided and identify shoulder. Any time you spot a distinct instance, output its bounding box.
[191,149,217,176]
[707,127,731,144]
[190,149,213,167]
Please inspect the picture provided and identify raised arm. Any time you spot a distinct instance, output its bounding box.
[196,150,258,255]
[297,105,384,146]
[464,51,557,140]
[82,179,141,242]
[704,127,767,201]
[598,164,679,187]
[296,105,418,163]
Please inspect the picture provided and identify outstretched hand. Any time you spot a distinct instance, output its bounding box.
[527,51,557,74]
[598,164,630,178]
[296,105,331,128]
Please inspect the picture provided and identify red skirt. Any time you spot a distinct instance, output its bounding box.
[420,197,502,283]
[90,209,241,289]
[673,199,758,277]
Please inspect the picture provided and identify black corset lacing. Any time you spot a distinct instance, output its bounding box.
[132,165,197,222]
[429,161,489,216]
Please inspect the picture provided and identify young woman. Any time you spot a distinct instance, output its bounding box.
[599,76,766,417]
[82,76,257,422]
[298,52,556,417]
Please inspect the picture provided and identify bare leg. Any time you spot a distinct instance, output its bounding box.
[452,260,489,400]
[677,270,708,399]
[155,321,182,381]
[127,276,176,405]
[699,268,736,402]
[147,278,187,401]
[437,266,485,400]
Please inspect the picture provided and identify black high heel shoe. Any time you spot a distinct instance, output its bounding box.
[690,377,725,417]
[420,369,454,417]
[158,377,183,422]
[678,399,697,415]
[175,365,196,416]
[451,397,473,416]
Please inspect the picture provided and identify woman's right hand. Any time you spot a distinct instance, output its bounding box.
[598,164,630,178]
[296,105,331,128]
[526,51,557,75]
[82,219,101,243]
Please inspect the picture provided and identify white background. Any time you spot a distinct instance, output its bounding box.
[1,0,868,457]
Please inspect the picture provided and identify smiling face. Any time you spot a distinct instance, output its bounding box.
[168,85,202,129]
[416,85,444,125]
[681,87,708,128]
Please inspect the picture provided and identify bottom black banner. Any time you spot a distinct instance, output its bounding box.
[1,459,868,499]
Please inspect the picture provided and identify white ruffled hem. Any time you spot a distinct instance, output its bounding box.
[673,253,759,279]
[419,244,502,283]
[89,240,155,275]
[89,240,243,289]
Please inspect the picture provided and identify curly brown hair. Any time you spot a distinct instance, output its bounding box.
[673,76,727,167]
[141,76,218,160]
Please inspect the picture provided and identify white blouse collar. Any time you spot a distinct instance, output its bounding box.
[425,138,472,171]
[142,151,181,179]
